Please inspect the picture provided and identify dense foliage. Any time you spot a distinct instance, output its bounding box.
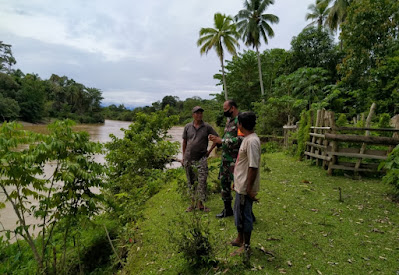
[381,145,399,196]
[0,41,104,123]
[104,107,180,226]
[0,120,105,273]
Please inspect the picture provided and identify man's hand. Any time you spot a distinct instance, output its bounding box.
[246,189,258,202]
[209,134,222,144]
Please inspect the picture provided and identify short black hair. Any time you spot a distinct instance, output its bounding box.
[238,112,256,131]
[226,100,238,108]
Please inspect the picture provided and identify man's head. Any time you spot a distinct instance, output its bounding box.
[192,106,204,122]
[223,100,239,118]
[237,112,256,132]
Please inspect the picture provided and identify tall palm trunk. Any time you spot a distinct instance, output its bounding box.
[220,54,228,100]
[256,45,265,99]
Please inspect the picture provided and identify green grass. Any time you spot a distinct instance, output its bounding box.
[123,152,399,274]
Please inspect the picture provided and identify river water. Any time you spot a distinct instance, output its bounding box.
[0,120,184,239]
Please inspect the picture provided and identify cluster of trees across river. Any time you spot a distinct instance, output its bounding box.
[1,0,399,134]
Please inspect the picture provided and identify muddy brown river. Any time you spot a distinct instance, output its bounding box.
[0,120,184,239]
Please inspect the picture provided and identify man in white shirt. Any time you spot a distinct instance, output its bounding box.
[230,112,261,263]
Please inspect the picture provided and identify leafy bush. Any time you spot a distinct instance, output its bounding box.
[377,113,393,137]
[105,107,180,223]
[336,113,348,127]
[0,120,106,273]
[295,110,312,159]
[380,145,399,197]
[169,212,215,269]
[261,141,281,154]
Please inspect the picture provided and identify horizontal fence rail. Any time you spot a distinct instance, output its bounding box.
[300,106,399,176]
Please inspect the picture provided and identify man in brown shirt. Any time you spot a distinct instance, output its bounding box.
[183,106,218,212]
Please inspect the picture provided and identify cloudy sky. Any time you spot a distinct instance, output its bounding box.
[0,0,315,107]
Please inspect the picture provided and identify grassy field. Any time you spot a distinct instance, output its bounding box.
[123,152,399,274]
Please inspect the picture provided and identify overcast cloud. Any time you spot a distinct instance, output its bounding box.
[0,0,315,107]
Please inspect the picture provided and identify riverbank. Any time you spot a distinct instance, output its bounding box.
[0,121,184,240]
[123,153,399,274]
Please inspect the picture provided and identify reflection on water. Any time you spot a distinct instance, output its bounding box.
[0,120,185,238]
[22,120,132,142]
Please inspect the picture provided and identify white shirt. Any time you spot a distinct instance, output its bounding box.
[234,132,261,195]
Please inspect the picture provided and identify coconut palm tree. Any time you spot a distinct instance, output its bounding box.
[305,0,331,29]
[235,0,279,98]
[197,13,240,100]
[326,0,351,32]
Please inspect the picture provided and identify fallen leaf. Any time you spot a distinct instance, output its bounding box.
[266,237,281,241]
[317,270,322,275]
[287,261,292,267]
[279,268,287,274]
[379,256,387,260]
[371,228,384,234]
[307,264,311,269]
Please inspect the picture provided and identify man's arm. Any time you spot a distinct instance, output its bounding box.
[206,142,217,157]
[182,139,187,162]
[246,167,258,200]
[207,125,219,156]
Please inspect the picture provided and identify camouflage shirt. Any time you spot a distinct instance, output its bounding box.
[219,115,243,180]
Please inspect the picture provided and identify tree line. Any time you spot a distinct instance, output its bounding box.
[196,0,399,134]
[2,0,398,134]
[0,42,104,123]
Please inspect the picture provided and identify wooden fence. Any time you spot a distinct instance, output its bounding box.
[302,106,399,175]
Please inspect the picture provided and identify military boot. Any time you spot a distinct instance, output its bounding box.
[216,201,233,218]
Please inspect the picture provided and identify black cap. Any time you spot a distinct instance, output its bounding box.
[192,106,204,113]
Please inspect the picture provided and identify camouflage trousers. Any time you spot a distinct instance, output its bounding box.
[184,156,208,202]
[219,160,234,202]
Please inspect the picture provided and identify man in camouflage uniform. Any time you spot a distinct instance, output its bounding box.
[209,100,243,218]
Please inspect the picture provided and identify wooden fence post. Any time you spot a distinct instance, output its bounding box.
[388,115,399,153]
[327,112,336,175]
[310,110,321,161]
[354,103,376,176]
[322,111,330,169]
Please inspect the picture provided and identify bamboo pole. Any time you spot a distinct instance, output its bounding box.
[316,109,325,166]
[324,133,399,145]
[354,103,376,175]
[310,110,321,160]
[388,116,399,153]
[327,112,337,175]
[322,111,330,168]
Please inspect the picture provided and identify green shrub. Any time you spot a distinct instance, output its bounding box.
[261,141,281,154]
[336,113,348,127]
[295,110,312,159]
[105,107,179,223]
[380,145,399,197]
[169,212,216,269]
